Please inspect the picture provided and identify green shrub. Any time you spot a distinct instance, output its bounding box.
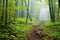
[38,22,60,40]
[0,18,38,40]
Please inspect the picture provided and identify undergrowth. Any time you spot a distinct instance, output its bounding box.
[37,21,60,40]
[0,18,38,40]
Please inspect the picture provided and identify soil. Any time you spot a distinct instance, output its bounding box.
[26,21,45,40]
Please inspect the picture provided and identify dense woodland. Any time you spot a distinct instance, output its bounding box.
[0,0,60,40]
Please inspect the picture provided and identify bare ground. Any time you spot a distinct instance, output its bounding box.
[26,22,45,40]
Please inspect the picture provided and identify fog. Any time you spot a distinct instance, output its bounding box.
[30,0,50,21]
[39,1,50,21]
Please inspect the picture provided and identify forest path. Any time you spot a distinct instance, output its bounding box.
[26,21,45,40]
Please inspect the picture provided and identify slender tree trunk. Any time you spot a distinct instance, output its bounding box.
[51,0,55,22]
[15,0,18,21]
[58,0,60,8]
[26,0,32,23]
[48,0,55,22]
[48,0,53,22]
[26,0,29,23]
[1,0,5,21]
[21,0,24,18]
[58,0,60,20]
[26,8,29,23]
[5,0,8,25]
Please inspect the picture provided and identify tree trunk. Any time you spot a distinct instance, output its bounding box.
[48,0,55,22]
[15,0,18,21]
[1,0,5,21]
[21,0,24,18]
[58,0,60,20]
[26,0,32,23]
[58,0,60,8]
[51,0,55,22]
[5,0,8,25]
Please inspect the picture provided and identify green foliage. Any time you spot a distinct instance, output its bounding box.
[0,18,38,40]
[15,18,38,24]
[38,22,60,40]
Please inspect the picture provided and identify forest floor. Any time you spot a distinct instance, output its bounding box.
[26,21,45,40]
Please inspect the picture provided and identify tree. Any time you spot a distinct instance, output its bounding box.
[48,0,55,22]
[1,0,5,21]
[15,0,18,21]
[5,0,8,25]
[58,0,60,19]
[58,0,60,8]
[21,0,24,18]
[25,0,32,23]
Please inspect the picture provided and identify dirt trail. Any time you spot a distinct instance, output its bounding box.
[27,21,45,40]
